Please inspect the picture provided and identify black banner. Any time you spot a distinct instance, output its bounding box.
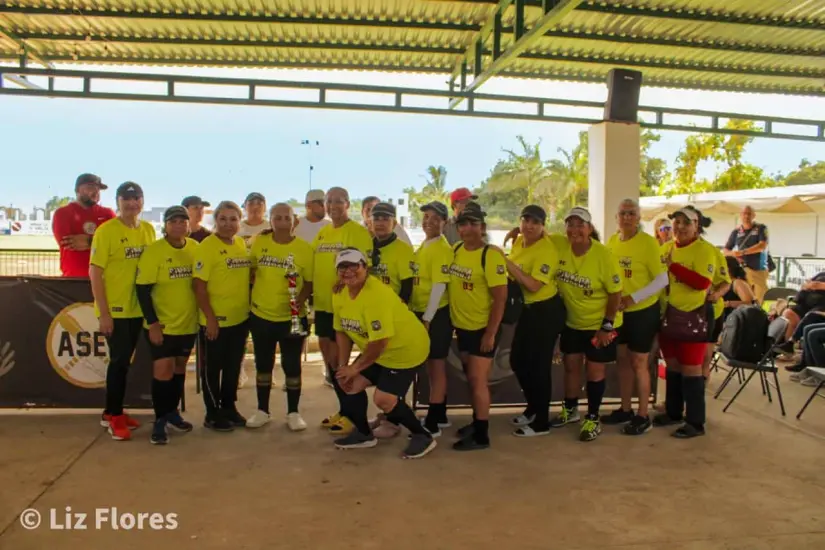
[0,276,154,408]
[414,323,659,408]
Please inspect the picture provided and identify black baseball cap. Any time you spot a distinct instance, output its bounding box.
[520,205,547,224]
[116,182,144,199]
[245,192,266,203]
[75,173,107,191]
[164,205,189,222]
[456,201,486,223]
[420,201,449,220]
[371,202,396,217]
[181,196,211,208]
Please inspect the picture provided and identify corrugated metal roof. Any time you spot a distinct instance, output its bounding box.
[0,0,823,95]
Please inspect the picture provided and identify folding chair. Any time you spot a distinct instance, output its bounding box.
[796,367,825,420]
[713,316,787,416]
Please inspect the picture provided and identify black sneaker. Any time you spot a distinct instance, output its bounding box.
[601,408,634,425]
[223,408,247,428]
[672,423,705,439]
[334,431,378,449]
[455,422,475,439]
[166,410,193,433]
[203,414,234,432]
[452,435,490,451]
[621,415,652,436]
[579,414,602,442]
[652,412,682,427]
[776,341,794,354]
[150,419,169,445]
[785,363,806,373]
[402,433,437,459]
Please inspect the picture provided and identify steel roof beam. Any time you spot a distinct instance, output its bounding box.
[0,22,53,68]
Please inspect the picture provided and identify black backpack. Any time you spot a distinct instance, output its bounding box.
[719,305,770,362]
[453,242,523,325]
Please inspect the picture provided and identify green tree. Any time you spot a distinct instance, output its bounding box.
[640,131,668,196]
[782,159,825,186]
[404,165,450,225]
[45,196,72,211]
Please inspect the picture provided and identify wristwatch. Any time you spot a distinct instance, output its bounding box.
[601,318,614,332]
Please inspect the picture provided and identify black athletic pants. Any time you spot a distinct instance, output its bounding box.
[249,314,307,413]
[104,317,143,416]
[200,320,249,417]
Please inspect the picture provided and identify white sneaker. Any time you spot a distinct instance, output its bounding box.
[510,414,535,427]
[802,376,820,387]
[238,368,248,389]
[246,410,272,428]
[287,412,307,432]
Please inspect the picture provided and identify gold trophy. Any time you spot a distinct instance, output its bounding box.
[285,253,307,337]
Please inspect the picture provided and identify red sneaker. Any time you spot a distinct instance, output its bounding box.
[108,415,132,441]
[100,413,141,430]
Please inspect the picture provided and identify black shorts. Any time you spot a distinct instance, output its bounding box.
[560,327,618,363]
[455,327,500,359]
[144,331,197,361]
[415,305,453,360]
[617,303,661,354]
[315,311,335,339]
[360,363,420,397]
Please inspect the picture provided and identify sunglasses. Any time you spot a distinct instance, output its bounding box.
[658,226,672,231]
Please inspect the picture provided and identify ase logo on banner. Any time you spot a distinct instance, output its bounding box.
[46,303,110,389]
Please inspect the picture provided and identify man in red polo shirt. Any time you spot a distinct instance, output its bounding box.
[52,173,116,277]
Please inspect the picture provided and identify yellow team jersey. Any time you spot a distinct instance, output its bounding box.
[193,234,251,327]
[370,237,414,296]
[250,234,314,323]
[556,238,624,331]
[311,220,373,313]
[136,238,198,334]
[667,238,717,313]
[410,236,453,313]
[708,241,731,320]
[508,235,559,304]
[333,277,429,370]
[90,218,157,318]
[448,244,508,331]
[606,230,666,313]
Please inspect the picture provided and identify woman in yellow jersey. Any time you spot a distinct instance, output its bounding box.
[551,206,623,443]
[501,205,565,437]
[603,199,669,436]
[135,206,198,445]
[193,201,251,432]
[411,201,454,435]
[246,203,313,432]
[448,202,508,451]
[331,248,436,459]
[702,244,732,381]
[312,187,373,435]
[654,206,717,438]
[89,182,156,441]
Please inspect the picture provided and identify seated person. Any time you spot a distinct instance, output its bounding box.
[779,271,825,347]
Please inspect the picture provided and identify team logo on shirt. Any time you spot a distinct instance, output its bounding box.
[540,264,550,275]
[708,264,714,273]
[168,266,193,279]
[82,221,97,235]
[370,263,391,285]
[409,261,417,273]
[258,255,290,269]
[720,266,728,276]
[449,263,472,281]
[316,243,344,254]
[195,261,204,271]
[371,320,382,331]
[340,318,368,338]
[440,264,449,275]
[124,246,144,260]
[226,257,252,269]
[557,270,592,291]
[612,274,620,284]
[496,265,505,275]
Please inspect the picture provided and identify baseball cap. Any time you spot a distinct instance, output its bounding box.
[116,182,144,199]
[181,196,210,208]
[669,207,699,223]
[657,220,673,230]
[245,192,266,203]
[75,173,108,191]
[371,202,396,218]
[455,201,486,223]
[450,187,478,204]
[520,205,547,224]
[305,189,325,203]
[164,205,189,222]
[335,248,367,267]
[564,206,592,223]
[420,201,449,220]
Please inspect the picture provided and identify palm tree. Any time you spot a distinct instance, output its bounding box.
[404,165,450,225]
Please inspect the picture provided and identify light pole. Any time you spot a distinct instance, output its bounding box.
[301,139,319,190]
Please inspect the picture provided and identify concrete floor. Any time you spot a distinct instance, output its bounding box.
[1,354,825,550]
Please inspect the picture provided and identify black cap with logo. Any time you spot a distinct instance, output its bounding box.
[456,201,486,223]
[419,201,449,220]
[116,182,144,199]
[371,202,396,217]
[520,204,547,224]
[164,205,190,222]
[181,196,211,208]
[75,173,108,191]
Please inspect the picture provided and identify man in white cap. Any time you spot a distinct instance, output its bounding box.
[294,189,331,244]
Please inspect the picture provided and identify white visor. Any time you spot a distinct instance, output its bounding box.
[564,206,592,223]
[335,249,367,267]
[671,207,699,223]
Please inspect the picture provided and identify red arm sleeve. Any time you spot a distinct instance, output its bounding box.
[51,207,72,245]
[669,263,711,290]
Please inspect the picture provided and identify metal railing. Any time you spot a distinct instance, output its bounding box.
[771,257,825,290]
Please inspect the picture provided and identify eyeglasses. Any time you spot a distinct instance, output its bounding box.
[658,226,672,232]
[337,262,361,272]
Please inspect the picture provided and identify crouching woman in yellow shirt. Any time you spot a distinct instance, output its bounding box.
[136,206,198,445]
[331,248,436,459]
[193,201,251,432]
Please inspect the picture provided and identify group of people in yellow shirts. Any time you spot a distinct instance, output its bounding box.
[89,180,729,458]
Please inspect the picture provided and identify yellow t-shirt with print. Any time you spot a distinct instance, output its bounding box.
[410,236,453,313]
[370,237,414,296]
[250,234,314,323]
[332,276,429,369]
[448,244,508,331]
[708,242,731,320]
[606,230,666,313]
[556,238,624,331]
[136,238,198,334]
[193,234,251,327]
[311,220,373,313]
[668,238,717,313]
[90,218,156,318]
[508,235,559,304]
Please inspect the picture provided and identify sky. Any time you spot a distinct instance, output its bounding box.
[1,63,824,212]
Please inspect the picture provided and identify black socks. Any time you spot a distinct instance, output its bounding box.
[564,397,579,411]
[151,377,176,420]
[683,375,706,429]
[345,391,371,435]
[387,400,428,436]
[665,370,684,421]
[173,373,185,409]
[472,419,490,444]
[586,379,606,417]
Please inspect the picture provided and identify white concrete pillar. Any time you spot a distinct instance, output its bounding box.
[587,121,641,237]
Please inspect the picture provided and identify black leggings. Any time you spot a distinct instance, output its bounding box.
[200,320,249,416]
[104,317,143,416]
[249,314,307,413]
[510,294,566,428]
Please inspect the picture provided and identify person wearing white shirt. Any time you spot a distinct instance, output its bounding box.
[238,192,269,246]
[362,196,412,245]
[294,189,331,243]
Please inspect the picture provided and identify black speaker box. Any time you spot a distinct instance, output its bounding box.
[604,69,643,123]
